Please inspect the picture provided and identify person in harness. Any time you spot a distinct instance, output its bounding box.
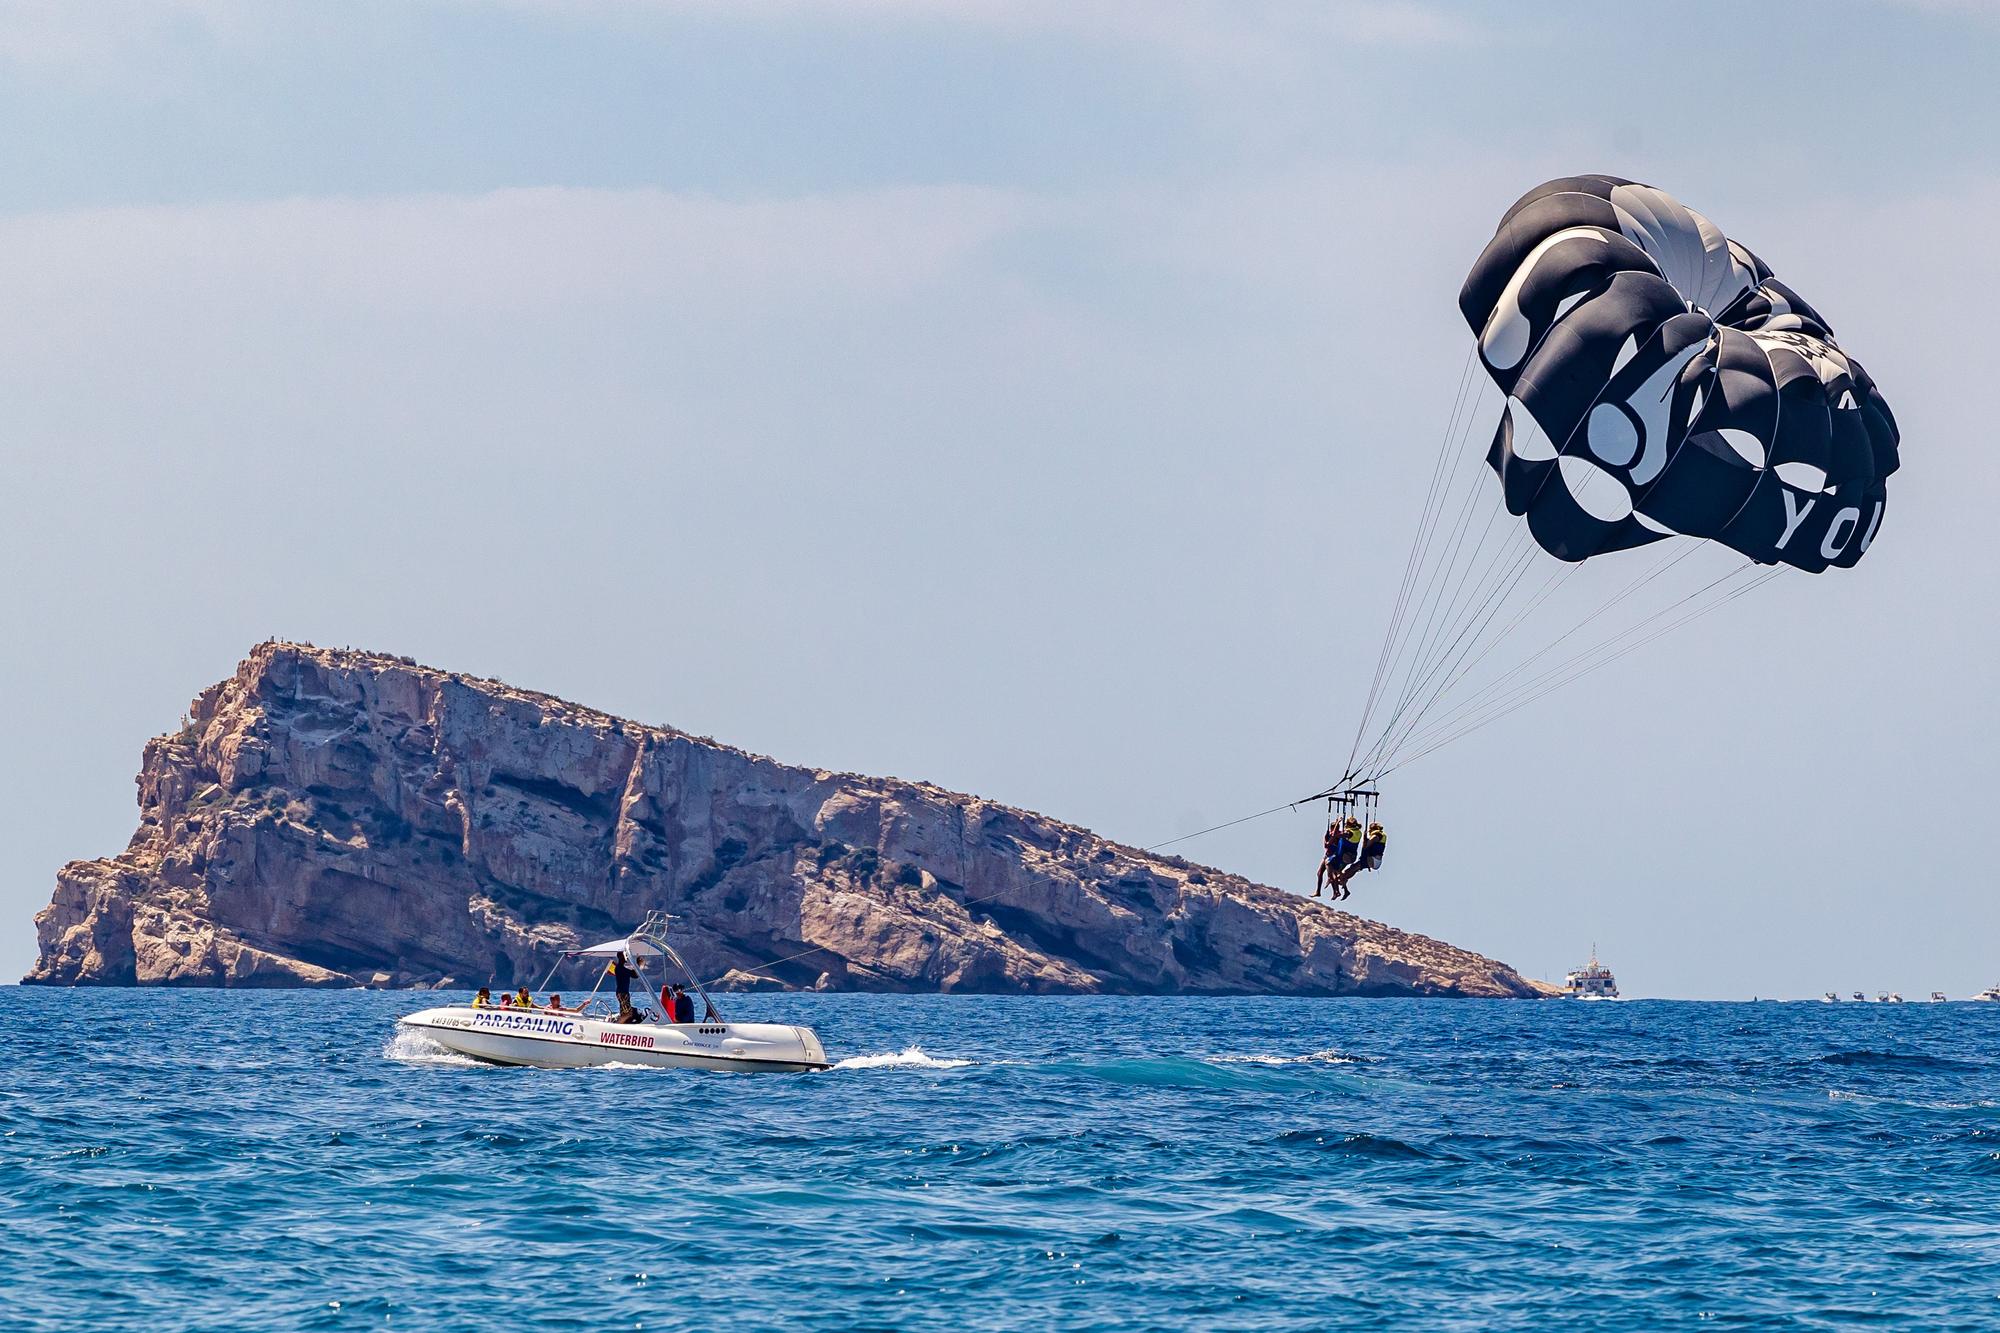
[1329,819,1387,900]
[1314,821,1343,897]
[1316,815,1364,897]
[1361,821,1387,873]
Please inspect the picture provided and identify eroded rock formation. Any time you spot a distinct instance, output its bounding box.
[26,643,1549,996]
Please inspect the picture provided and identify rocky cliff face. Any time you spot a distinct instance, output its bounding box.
[27,643,1549,996]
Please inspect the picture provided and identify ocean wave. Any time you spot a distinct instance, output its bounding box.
[1272,1129,1437,1160]
[1208,1048,1369,1067]
[827,1047,973,1072]
[1818,1050,1979,1072]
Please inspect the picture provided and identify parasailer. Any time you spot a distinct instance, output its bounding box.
[1314,823,1342,897]
[1360,822,1386,873]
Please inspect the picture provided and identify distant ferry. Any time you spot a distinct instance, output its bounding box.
[1563,947,1619,1000]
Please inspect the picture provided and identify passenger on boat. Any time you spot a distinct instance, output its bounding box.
[545,994,568,1013]
[615,998,645,1025]
[473,987,492,1008]
[670,985,696,1024]
[515,987,534,1009]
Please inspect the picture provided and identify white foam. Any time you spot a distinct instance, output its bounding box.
[382,1029,482,1069]
[828,1046,973,1072]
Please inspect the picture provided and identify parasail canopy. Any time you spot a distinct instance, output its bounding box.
[1459,175,1898,571]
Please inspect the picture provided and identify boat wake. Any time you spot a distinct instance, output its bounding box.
[827,1047,973,1072]
[382,1029,483,1068]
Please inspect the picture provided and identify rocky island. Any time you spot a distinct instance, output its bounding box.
[27,643,1549,996]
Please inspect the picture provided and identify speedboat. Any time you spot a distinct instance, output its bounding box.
[1930,991,1948,1003]
[1822,992,1840,1002]
[398,912,830,1072]
[1976,984,2000,1002]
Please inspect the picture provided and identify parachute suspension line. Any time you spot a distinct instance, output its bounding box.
[1379,562,1782,777]
[1343,345,1482,780]
[1360,399,1506,765]
[1381,566,1782,778]
[1358,536,1545,780]
[1368,492,1553,744]
[1347,365,1492,778]
[1389,557,1759,766]
[1360,539,1545,781]
[1384,541,1699,760]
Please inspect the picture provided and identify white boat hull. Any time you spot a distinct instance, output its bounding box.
[399,1005,830,1072]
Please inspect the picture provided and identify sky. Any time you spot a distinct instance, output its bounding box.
[1,0,1993,997]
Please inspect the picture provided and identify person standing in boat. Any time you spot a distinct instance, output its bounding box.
[609,951,648,1023]
[608,951,636,1006]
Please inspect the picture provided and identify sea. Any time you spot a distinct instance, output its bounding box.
[2,989,1997,1331]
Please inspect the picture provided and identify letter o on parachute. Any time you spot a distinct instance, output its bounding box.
[1459,176,1899,571]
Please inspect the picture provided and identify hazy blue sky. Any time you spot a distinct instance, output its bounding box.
[2,0,1992,997]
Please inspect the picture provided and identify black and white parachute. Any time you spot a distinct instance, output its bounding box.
[1459,176,1899,571]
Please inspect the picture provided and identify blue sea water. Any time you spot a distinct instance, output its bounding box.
[3,991,1998,1331]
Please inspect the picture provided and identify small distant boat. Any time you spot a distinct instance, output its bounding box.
[1975,984,2000,1002]
[1822,992,1840,1003]
[1878,992,1906,1004]
[1930,991,1948,1003]
[1852,992,1866,1002]
[1563,946,1619,1000]
[398,912,830,1072]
